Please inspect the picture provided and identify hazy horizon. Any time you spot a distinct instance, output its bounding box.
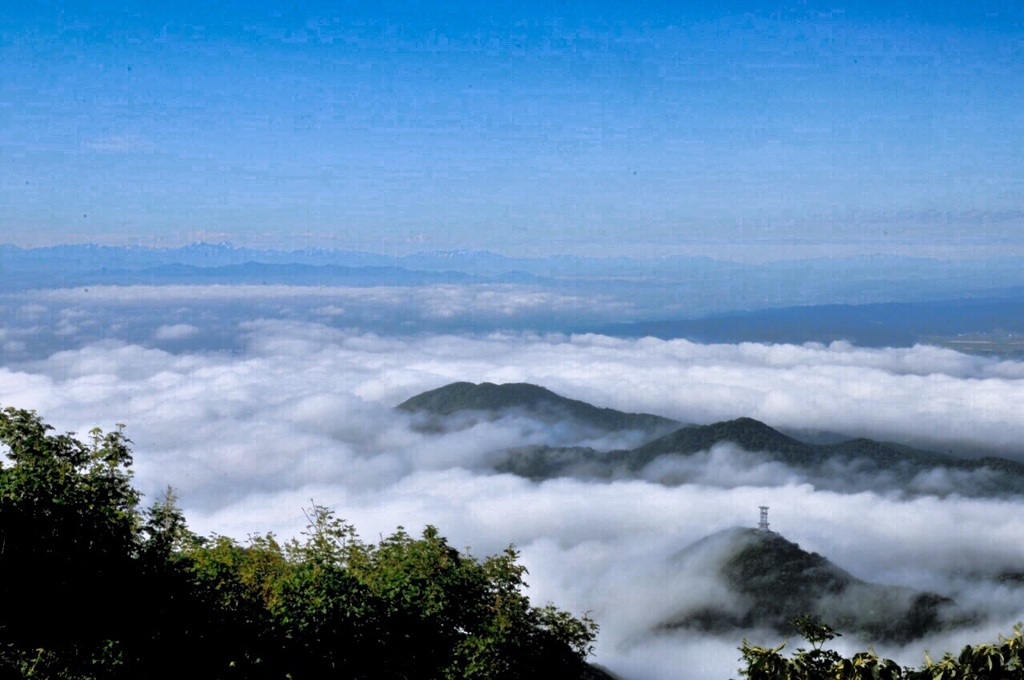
[8,238,1024,262]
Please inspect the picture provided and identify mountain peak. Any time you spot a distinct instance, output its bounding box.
[396,382,679,433]
[397,382,559,415]
[627,417,815,469]
[663,526,957,643]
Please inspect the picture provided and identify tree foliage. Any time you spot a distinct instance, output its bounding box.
[738,616,1024,680]
[0,407,598,679]
[0,407,142,678]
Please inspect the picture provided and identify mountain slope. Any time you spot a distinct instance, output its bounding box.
[495,413,1024,497]
[661,528,960,643]
[398,382,1024,497]
[625,417,820,469]
[622,418,993,472]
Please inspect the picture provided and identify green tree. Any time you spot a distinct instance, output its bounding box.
[0,408,599,680]
[737,617,1024,680]
[347,523,598,679]
[0,407,141,677]
[140,485,191,561]
[182,533,290,676]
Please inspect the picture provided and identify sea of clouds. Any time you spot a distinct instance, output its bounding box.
[2,286,1024,680]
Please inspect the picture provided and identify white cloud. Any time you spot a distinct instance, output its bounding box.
[25,284,629,319]
[2,323,1024,679]
[153,323,200,340]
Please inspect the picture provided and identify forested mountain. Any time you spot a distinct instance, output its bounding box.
[398,382,1024,498]
[661,528,959,643]
[398,381,679,434]
[497,418,1024,497]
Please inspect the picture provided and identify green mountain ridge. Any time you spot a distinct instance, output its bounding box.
[499,419,1024,497]
[397,381,679,434]
[661,527,962,644]
[627,417,818,469]
[634,419,1024,495]
[398,382,1024,498]
[626,419,987,471]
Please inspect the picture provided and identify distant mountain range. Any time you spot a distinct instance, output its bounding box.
[660,528,962,643]
[5,244,1024,344]
[4,243,1024,292]
[5,243,1024,356]
[596,298,1024,350]
[398,382,1024,497]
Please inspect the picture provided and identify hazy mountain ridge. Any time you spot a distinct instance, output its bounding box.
[597,298,1024,351]
[6,243,1024,285]
[400,382,1024,497]
[0,260,547,290]
[5,244,1024,351]
[5,242,1024,303]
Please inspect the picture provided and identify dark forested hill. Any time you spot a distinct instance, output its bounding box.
[626,418,818,468]
[391,382,1024,497]
[397,381,679,434]
[493,417,1024,497]
[661,528,960,643]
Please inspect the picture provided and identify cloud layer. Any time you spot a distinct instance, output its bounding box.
[2,317,1024,679]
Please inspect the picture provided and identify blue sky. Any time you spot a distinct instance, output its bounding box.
[1,1,1021,257]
